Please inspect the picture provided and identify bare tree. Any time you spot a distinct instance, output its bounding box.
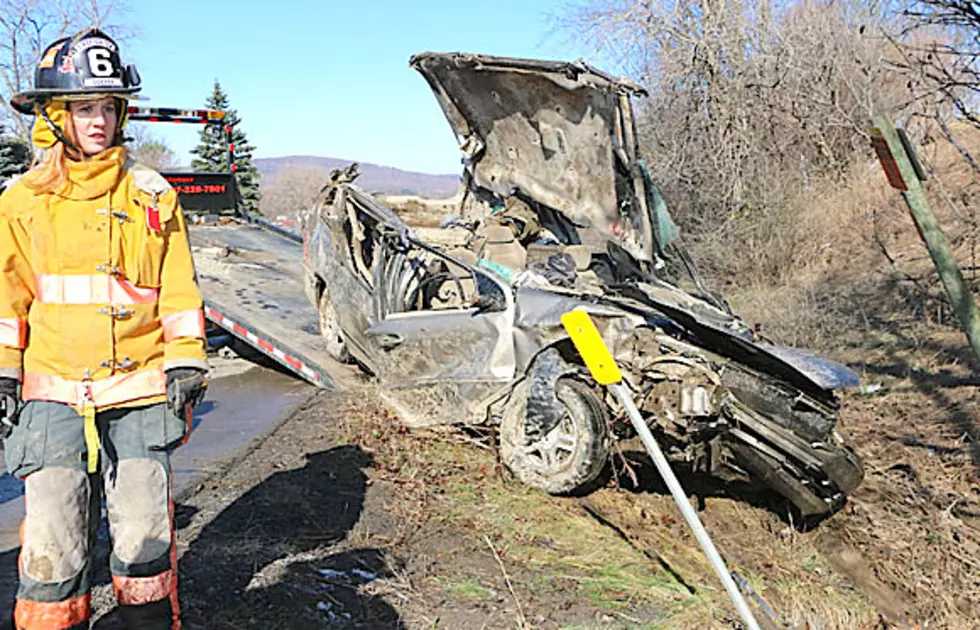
[125,123,178,171]
[883,1,980,298]
[887,0,980,180]
[259,166,332,226]
[899,1,979,128]
[0,0,132,139]
[560,0,907,281]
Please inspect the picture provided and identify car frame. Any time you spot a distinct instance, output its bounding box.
[303,53,863,519]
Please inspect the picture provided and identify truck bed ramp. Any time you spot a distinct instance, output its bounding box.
[190,219,360,390]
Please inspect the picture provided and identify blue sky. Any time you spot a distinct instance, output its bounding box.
[125,0,598,174]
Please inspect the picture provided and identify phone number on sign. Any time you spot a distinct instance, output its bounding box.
[173,184,227,194]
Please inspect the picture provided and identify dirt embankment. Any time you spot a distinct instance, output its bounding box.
[82,331,977,630]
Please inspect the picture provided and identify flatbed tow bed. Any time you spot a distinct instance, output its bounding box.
[191,220,349,389]
[128,106,359,390]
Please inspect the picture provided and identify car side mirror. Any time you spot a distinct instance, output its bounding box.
[471,273,508,313]
[471,291,506,314]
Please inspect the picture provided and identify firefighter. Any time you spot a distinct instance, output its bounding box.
[0,28,208,630]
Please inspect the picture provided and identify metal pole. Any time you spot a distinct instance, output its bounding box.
[560,309,763,629]
[223,122,245,217]
[225,123,235,174]
[610,382,762,630]
[872,116,980,364]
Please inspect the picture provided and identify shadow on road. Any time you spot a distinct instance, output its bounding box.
[0,473,23,505]
[114,444,404,629]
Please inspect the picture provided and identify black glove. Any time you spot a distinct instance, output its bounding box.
[165,368,208,417]
[0,377,19,439]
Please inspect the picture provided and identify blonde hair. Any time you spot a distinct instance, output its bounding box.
[24,114,77,195]
[24,97,126,195]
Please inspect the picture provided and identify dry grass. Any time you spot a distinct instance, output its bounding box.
[724,123,980,354]
[716,123,980,629]
[377,193,460,228]
[351,124,980,628]
[332,393,904,629]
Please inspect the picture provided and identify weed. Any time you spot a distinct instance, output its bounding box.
[445,577,492,600]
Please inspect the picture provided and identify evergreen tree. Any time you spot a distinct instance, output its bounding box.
[190,80,261,214]
[0,123,31,189]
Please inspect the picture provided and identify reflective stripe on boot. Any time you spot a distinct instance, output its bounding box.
[13,595,91,630]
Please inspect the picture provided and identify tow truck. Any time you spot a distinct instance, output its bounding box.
[128,106,357,390]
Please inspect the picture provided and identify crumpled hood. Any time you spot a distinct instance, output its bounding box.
[410,52,653,261]
[617,281,860,393]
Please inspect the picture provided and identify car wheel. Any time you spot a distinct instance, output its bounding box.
[318,291,352,363]
[500,378,609,495]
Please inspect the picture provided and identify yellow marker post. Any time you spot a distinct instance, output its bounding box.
[561,309,762,630]
[560,310,623,385]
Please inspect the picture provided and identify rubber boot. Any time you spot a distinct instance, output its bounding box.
[117,599,174,630]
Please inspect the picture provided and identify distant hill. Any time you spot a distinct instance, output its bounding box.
[254,156,461,198]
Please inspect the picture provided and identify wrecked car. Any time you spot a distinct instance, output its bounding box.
[302,52,863,519]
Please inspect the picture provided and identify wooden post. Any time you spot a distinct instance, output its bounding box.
[871,115,980,364]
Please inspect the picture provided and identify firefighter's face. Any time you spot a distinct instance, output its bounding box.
[69,97,117,155]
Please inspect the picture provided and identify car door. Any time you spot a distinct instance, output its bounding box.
[310,184,387,371]
[363,234,517,427]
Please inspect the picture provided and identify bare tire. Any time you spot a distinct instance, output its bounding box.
[318,292,352,363]
[500,378,609,495]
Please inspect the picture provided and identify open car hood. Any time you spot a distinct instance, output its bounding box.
[410,52,654,262]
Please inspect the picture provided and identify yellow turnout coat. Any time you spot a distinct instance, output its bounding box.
[0,147,207,411]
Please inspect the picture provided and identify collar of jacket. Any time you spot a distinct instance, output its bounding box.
[60,146,128,200]
[30,101,69,150]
